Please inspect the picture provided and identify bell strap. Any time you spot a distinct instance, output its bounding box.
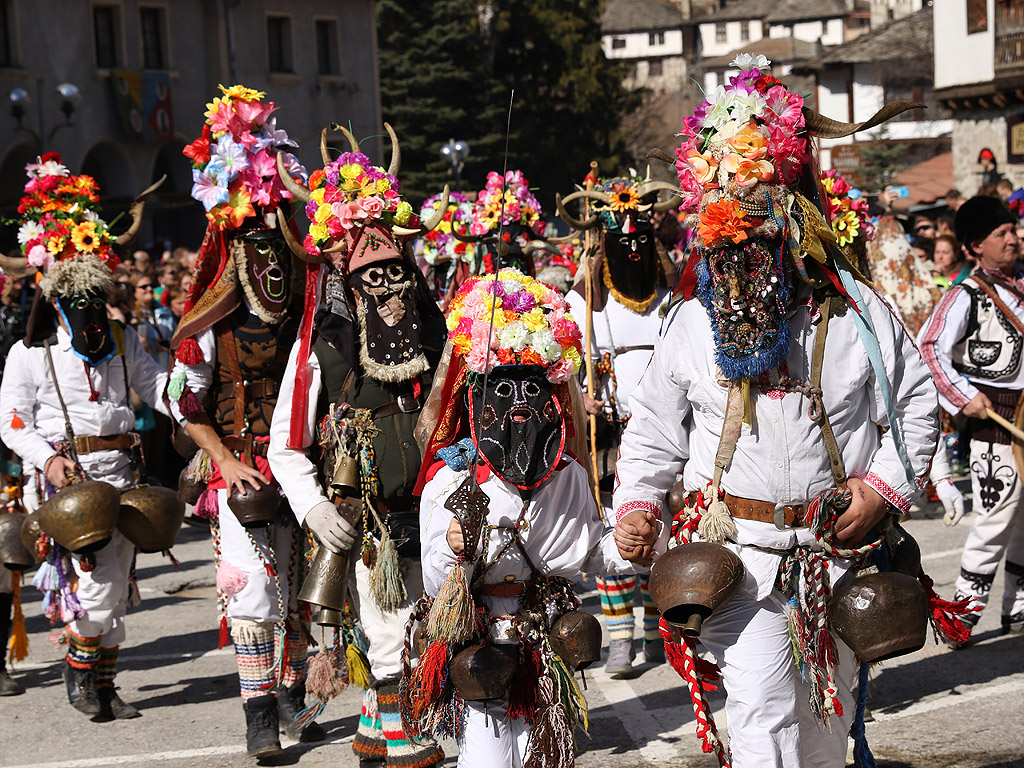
[43,339,83,473]
[215,321,246,437]
[711,383,744,492]
[812,295,848,488]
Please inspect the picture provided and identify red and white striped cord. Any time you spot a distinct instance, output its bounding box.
[680,637,731,768]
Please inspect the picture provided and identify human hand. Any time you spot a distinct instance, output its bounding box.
[936,478,965,526]
[217,454,269,495]
[44,454,78,490]
[305,500,357,553]
[446,518,464,556]
[961,391,993,419]
[583,394,605,415]
[835,477,889,543]
[615,509,659,563]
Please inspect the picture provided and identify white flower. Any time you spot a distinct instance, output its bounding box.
[37,159,69,177]
[730,53,771,72]
[725,90,767,125]
[83,209,101,223]
[17,220,43,245]
[703,86,733,132]
[530,327,562,364]
[499,320,529,351]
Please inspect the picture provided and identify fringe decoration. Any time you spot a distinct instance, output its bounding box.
[293,638,348,731]
[507,644,542,722]
[194,488,219,520]
[546,647,588,734]
[369,529,406,613]
[919,573,979,648]
[416,640,450,713]
[697,498,735,544]
[8,577,28,663]
[218,615,230,649]
[523,676,576,768]
[185,449,214,482]
[426,561,474,644]
[176,337,204,365]
[346,641,372,689]
[177,386,205,419]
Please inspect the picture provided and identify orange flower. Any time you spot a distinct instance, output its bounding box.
[721,154,774,187]
[726,121,769,160]
[697,200,750,246]
[684,148,719,186]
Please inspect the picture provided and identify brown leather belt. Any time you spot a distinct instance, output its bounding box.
[73,434,134,455]
[222,435,270,458]
[687,491,806,529]
[478,580,528,598]
[370,393,423,420]
[246,379,278,400]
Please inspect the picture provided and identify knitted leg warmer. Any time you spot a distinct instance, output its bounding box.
[378,680,444,768]
[353,687,387,761]
[597,574,637,643]
[232,620,276,702]
[96,646,119,690]
[639,575,661,643]
[65,629,102,670]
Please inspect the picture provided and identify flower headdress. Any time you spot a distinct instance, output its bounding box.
[469,170,543,235]
[445,269,583,384]
[419,191,475,266]
[184,84,306,230]
[821,170,875,250]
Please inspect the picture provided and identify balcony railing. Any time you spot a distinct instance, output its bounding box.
[996,0,1024,71]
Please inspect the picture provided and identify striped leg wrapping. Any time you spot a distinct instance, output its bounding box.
[597,574,638,642]
[96,646,119,689]
[232,620,276,701]
[65,629,101,670]
[377,682,444,768]
[640,574,660,642]
[277,618,309,688]
[354,687,387,760]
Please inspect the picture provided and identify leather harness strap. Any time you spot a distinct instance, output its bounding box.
[812,295,848,487]
[215,321,246,437]
[73,434,134,455]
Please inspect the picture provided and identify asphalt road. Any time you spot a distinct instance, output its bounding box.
[1,478,1022,768]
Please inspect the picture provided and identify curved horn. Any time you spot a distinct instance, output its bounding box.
[544,231,580,245]
[524,240,559,256]
[393,185,451,237]
[384,122,400,178]
[636,180,684,213]
[322,240,347,255]
[278,214,325,264]
[0,254,34,278]
[646,148,676,165]
[115,175,167,247]
[802,101,925,139]
[320,127,332,166]
[555,192,601,231]
[276,151,311,202]
[335,123,361,153]
[451,222,484,243]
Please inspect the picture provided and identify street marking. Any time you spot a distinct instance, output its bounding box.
[920,547,962,562]
[12,648,234,672]
[870,677,1024,722]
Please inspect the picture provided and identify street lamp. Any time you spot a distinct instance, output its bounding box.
[7,80,82,142]
[55,82,81,130]
[9,88,30,126]
[439,138,470,193]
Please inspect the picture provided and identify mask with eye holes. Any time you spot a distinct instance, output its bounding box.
[695,237,792,380]
[232,229,291,324]
[349,258,430,383]
[468,365,565,490]
[56,291,116,366]
[601,217,660,312]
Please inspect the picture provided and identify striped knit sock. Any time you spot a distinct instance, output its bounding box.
[597,574,637,643]
[639,575,660,643]
[96,646,119,689]
[231,620,276,701]
[65,630,102,670]
[377,681,444,768]
[277,618,308,687]
[353,687,387,761]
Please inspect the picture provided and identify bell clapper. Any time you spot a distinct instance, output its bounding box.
[684,612,703,637]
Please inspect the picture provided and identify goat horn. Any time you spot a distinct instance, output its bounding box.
[276,151,311,202]
[384,122,400,177]
[544,231,579,245]
[524,240,558,256]
[393,185,451,238]
[115,175,167,247]
[278,214,324,264]
[802,101,925,139]
[646,148,676,165]
[335,123,361,153]
[555,192,600,231]
[451,222,484,243]
[320,127,332,166]
[636,180,684,213]
[0,254,33,278]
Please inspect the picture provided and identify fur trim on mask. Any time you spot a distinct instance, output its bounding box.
[40,254,115,299]
[231,238,288,325]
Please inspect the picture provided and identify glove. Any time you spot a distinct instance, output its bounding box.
[304,500,357,553]
[936,477,965,527]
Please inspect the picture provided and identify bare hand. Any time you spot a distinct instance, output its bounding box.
[446,518,464,555]
[835,477,889,543]
[44,455,78,490]
[614,509,659,564]
[583,394,605,415]
[961,391,993,419]
[218,454,269,495]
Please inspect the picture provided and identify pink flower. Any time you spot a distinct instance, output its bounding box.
[331,200,368,230]
[361,195,384,217]
[27,243,53,270]
[763,86,804,129]
[546,357,574,384]
[236,99,276,128]
[683,148,719,186]
[676,166,704,214]
[552,317,582,340]
[466,344,497,374]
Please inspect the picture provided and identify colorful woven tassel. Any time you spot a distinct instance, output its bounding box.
[426,561,474,644]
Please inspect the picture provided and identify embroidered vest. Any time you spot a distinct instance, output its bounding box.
[951,279,1024,383]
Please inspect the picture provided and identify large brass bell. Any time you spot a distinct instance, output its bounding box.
[38,480,120,553]
[117,486,186,553]
[549,610,602,670]
[449,643,518,701]
[887,526,922,578]
[649,542,744,636]
[0,513,33,570]
[297,544,352,627]
[828,571,928,662]
[177,468,205,506]
[330,451,360,499]
[19,512,44,564]
[227,484,281,528]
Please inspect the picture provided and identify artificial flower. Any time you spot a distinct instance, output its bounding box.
[26,244,53,270]
[832,208,861,246]
[71,222,101,253]
[730,54,770,72]
[183,136,211,166]
[220,84,266,102]
[697,200,751,246]
[191,168,230,211]
[685,149,719,186]
[727,122,769,161]
[212,136,250,181]
[607,182,641,212]
[721,154,774,187]
[17,221,43,245]
[763,85,804,128]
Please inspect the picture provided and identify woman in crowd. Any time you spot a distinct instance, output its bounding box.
[932,234,973,289]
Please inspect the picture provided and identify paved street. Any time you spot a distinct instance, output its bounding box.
[1,480,1022,768]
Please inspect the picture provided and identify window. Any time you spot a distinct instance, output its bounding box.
[821,19,829,36]
[649,59,663,76]
[611,37,626,49]
[315,19,339,75]
[0,1,14,68]
[140,7,167,69]
[648,31,665,46]
[715,22,727,42]
[267,15,293,73]
[740,20,750,41]
[93,5,120,68]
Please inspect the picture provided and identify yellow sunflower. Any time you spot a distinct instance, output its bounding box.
[71,222,101,253]
[219,84,266,102]
[832,209,861,247]
[608,183,640,212]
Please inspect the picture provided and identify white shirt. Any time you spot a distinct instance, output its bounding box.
[0,325,168,485]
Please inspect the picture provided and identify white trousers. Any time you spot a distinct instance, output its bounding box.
[69,529,134,644]
[217,489,297,622]
[352,553,422,680]
[699,587,856,768]
[957,440,1024,619]
[457,699,531,768]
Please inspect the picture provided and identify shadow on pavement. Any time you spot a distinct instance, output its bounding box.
[119,628,221,661]
[131,672,238,708]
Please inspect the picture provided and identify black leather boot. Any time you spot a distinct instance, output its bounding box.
[98,686,141,719]
[276,681,327,742]
[244,694,283,757]
[63,660,101,715]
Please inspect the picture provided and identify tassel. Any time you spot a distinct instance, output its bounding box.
[919,574,978,648]
[9,410,23,429]
[8,577,28,663]
[417,639,450,705]
[194,488,219,520]
[523,677,576,768]
[127,573,141,607]
[697,499,736,544]
[547,649,588,733]
[816,627,838,669]
[426,561,474,644]
[217,615,230,649]
[176,337,204,365]
[369,530,407,613]
[346,642,371,689]
[178,387,205,419]
[507,644,542,722]
[293,644,348,731]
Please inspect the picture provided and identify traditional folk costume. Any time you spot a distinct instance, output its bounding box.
[558,172,678,674]
[917,196,1024,636]
[0,153,166,719]
[166,85,318,755]
[267,124,449,768]
[405,270,647,768]
[418,191,476,312]
[613,59,955,768]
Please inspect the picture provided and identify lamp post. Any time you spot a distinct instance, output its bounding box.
[8,79,82,143]
[439,138,470,193]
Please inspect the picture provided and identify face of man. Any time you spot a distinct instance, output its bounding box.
[973,222,1020,274]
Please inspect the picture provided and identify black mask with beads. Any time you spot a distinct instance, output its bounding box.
[56,291,115,366]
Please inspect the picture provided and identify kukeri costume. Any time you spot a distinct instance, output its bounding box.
[404,270,645,768]
[166,85,318,755]
[917,195,1024,636]
[266,124,449,768]
[418,191,476,311]
[613,58,965,768]
[0,153,166,720]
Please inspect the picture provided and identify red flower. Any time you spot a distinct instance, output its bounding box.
[40,151,62,164]
[308,169,326,191]
[755,75,784,93]
[183,136,210,166]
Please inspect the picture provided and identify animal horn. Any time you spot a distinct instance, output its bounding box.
[393,185,451,237]
[278,214,324,264]
[544,231,580,245]
[0,254,33,278]
[801,101,925,139]
[524,240,558,256]
[276,151,311,203]
[335,123,361,153]
[646,148,676,165]
[555,192,601,230]
[115,175,167,247]
[637,180,684,212]
[451,222,484,243]
[384,122,400,177]
[320,127,332,166]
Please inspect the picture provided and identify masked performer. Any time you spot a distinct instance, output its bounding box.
[557,171,678,676]
[166,85,317,756]
[405,269,656,768]
[457,170,546,278]
[267,124,449,768]
[0,153,166,720]
[612,58,944,768]
[419,191,476,311]
[918,195,1024,637]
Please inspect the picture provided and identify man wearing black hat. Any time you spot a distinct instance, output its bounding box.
[918,195,1024,638]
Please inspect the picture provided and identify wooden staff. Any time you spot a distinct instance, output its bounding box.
[582,160,605,520]
[986,408,1024,442]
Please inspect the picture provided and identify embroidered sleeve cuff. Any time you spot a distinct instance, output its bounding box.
[615,499,661,524]
[863,472,912,514]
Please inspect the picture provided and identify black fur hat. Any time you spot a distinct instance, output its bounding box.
[954,195,1017,252]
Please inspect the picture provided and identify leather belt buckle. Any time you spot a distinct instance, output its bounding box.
[396,393,419,413]
[773,503,787,531]
[75,435,92,454]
